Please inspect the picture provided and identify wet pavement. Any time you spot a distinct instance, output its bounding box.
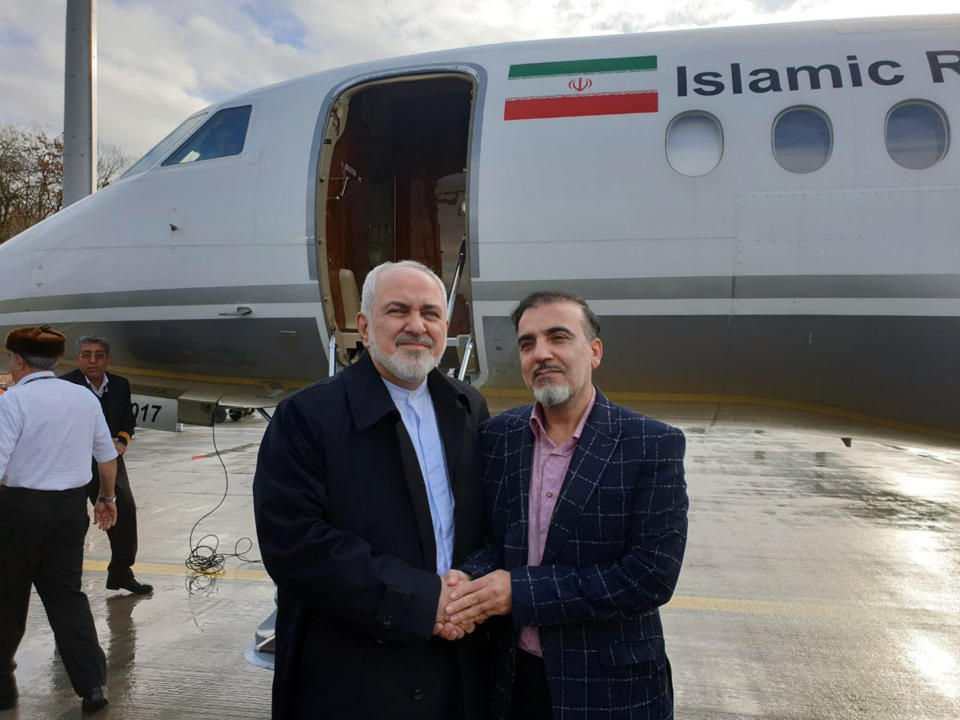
[3,414,958,718]
[671,427,959,719]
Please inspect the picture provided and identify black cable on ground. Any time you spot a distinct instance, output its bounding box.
[185,407,262,574]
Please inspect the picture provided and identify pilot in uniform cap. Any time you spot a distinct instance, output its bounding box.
[5,325,67,359]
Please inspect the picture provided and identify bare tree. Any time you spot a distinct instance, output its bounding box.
[98,142,130,188]
[0,127,22,238]
[0,126,54,242]
[0,124,132,244]
[29,131,63,224]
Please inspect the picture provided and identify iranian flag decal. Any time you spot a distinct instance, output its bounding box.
[504,55,658,121]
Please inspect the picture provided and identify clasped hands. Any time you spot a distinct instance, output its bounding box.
[433,569,511,641]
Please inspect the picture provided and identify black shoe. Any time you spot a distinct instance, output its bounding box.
[106,576,153,594]
[81,685,108,713]
[0,673,16,710]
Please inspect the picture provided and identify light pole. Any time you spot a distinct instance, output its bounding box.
[63,0,97,207]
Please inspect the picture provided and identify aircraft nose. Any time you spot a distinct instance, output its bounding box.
[0,232,36,318]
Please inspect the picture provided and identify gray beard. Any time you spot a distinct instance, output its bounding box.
[368,332,438,385]
[533,382,572,407]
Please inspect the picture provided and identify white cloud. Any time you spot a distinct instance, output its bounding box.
[0,0,955,157]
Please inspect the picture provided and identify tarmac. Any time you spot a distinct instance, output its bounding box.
[2,411,958,718]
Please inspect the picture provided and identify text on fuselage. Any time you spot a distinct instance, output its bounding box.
[677,51,960,96]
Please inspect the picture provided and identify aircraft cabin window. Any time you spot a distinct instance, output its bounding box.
[121,112,208,178]
[885,100,949,170]
[161,105,252,166]
[666,111,723,176]
[772,106,832,174]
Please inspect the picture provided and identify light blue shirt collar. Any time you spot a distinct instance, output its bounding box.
[381,376,429,405]
[381,375,455,575]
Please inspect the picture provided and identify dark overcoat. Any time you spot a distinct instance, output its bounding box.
[461,390,688,720]
[253,352,490,719]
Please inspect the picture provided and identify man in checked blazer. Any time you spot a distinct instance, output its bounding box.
[443,290,688,719]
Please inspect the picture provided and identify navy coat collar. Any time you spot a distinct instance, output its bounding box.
[344,351,470,431]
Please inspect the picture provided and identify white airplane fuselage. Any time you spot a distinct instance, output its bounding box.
[0,15,958,443]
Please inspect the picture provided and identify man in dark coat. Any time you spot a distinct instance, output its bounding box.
[253,261,489,719]
[444,291,688,720]
[61,335,152,595]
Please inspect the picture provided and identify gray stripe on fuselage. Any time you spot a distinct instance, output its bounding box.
[738,275,960,299]
[471,275,960,301]
[0,284,322,314]
[480,313,960,438]
[0,316,328,385]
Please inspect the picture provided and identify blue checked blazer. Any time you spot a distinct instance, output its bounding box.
[460,389,688,720]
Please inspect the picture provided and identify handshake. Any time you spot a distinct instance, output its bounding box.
[433,569,512,641]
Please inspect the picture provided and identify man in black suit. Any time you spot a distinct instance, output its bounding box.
[253,260,489,719]
[62,336,152,595]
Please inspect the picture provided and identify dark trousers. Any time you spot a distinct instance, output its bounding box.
[87,455,138,580]
[0,485,107,695]
[437,639,466,720]
[510,650,553,720]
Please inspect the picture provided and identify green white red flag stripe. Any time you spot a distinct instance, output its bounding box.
[508,55,657,79]
[504,91,658,120]
[505,55,658,121]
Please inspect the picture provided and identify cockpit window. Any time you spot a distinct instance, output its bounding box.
[120,112,208,178]
[161,105,252,166]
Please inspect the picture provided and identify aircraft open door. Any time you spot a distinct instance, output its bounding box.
[315,72,480,379]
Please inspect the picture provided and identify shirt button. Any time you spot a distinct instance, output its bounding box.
[545,492,553,498]
[412,689,424,701]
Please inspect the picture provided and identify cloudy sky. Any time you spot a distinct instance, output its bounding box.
[0,0,955,159]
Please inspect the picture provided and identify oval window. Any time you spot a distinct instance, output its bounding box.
[772,106,832,174]
[666,112,723,176]
[885,100,949,170]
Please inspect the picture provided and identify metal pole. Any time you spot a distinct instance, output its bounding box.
[457,337,474,382]
[446,238,466,320]
[328,334,337,377]
[63,0,97,207]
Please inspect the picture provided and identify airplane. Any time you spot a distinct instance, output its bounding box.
[0,13,958,447]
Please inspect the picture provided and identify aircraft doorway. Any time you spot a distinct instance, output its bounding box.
[317,74,477,377]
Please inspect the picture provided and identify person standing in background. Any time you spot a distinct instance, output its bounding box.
[61,335,152,595]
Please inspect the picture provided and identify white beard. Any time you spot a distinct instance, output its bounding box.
[533,381,572,407]
[368,332,438,385]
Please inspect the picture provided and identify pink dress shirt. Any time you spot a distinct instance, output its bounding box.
[518,387,596,657]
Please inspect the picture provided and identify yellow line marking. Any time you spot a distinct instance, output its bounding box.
[79,562,950,618]
[666,594,952,619]
[59,360,308,391]
[480,388,960,442]
[666,595,832,616]
[83,560,943,618]
[54,362,958,442]
[83,559,273,582]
